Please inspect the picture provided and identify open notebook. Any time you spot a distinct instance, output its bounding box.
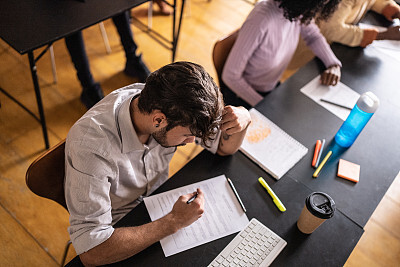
[240,109,308,179]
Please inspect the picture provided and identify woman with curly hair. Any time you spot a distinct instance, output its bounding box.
[222,0,343,108]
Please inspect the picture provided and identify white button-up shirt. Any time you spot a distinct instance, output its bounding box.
[65,84,220,254]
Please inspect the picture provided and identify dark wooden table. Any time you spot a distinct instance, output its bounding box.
[0,0,147,149]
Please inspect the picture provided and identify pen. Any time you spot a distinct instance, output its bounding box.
[186,192,198,204]
[258,177,286,212]
[313,150,332,178]
[315,139,326,168]
[227,177,247,213]
[312,140,322,167]
[320,99,352,110]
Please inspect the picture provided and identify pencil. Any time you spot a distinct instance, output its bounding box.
[320,99,352,110]
[313,151,332,178]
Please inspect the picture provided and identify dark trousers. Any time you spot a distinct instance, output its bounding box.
[220,81,251,109]
[65,11,138,89]
[219,81,277,109]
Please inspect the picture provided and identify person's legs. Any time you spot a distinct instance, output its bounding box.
[112,11,151,82]
[111,11,138,60]
[65,31,96,89]
[65,31,104,109]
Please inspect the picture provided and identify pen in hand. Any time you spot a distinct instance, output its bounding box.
[186,192,198,204]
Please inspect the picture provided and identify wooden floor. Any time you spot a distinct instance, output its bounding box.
[0,0,399,265]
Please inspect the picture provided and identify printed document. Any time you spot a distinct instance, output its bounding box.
[143,175,249,257]
[300,76,360,120]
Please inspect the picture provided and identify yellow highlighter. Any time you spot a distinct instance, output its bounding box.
[313,150,332,178]
[258,177,286,212]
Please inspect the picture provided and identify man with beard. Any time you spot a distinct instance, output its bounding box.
[64,61,251,266]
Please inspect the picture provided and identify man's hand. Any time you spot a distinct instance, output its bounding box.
[220,106,251,136]
[79,189,205,266]
[169,189,205,230]
[217,105,251,156]
[321,65,341,86]
[377,26,400,41]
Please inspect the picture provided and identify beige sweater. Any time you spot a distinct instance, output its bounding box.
[319,0,399,47]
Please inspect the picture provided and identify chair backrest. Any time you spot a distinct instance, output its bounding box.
[26,140,67,211]
[212,29,239,85]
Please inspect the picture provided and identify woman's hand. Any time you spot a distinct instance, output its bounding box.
[321,65,341,86]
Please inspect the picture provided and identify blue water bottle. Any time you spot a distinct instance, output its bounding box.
[335,92,379,148]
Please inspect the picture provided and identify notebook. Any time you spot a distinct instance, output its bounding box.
[240,108,308,180]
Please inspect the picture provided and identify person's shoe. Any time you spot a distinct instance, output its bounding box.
[124,54,151,83]
[80,83,104,109]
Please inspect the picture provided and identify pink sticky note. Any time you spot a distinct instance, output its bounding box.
[337,159,360,183]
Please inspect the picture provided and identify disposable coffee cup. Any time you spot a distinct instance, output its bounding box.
[297,192,336,234]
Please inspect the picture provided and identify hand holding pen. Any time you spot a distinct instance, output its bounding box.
[169,188,205,229]
[187,191,199,204]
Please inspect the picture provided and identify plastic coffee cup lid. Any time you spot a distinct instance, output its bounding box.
[306,192,336,219]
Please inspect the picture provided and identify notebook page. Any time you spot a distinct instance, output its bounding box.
[240,109,308,179]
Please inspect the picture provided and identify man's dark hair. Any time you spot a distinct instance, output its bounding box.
[274,0,341,24]
[138,61,224,145]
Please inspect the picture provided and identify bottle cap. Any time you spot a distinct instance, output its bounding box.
[357,92,379,113]
[305,192,336,219]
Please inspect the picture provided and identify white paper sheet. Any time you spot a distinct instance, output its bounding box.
[300,76,360,120]
[143,175,249,257]
[359,22,400,63]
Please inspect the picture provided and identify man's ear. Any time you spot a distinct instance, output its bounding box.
[152,111,166,128]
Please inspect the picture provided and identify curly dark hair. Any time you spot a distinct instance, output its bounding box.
[138,61,224,146]
[274,0,341,24]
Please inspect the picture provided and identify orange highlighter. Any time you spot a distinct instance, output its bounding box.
[312,140,322,167]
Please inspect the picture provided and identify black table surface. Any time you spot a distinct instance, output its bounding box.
[66,151,364,267]
[0,0,147,54]
[259,42,400,228]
